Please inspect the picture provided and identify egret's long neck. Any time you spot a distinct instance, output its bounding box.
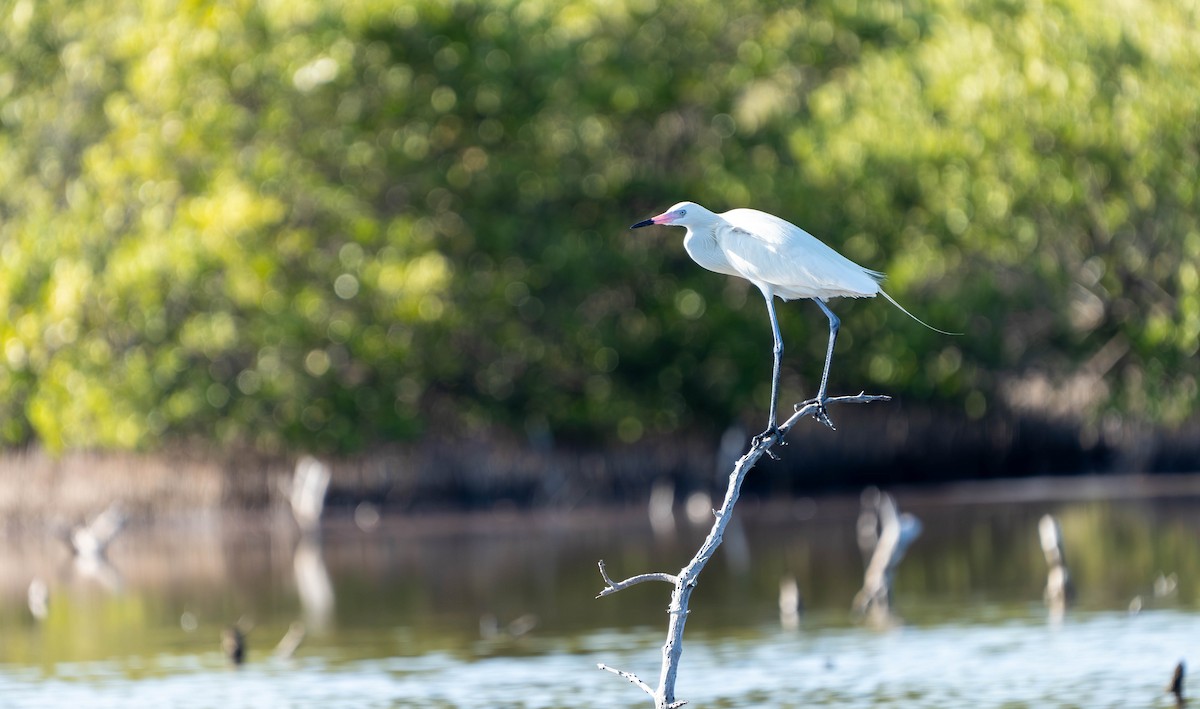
[683,223,738,277]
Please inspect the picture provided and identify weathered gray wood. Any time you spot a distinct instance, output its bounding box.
[597,392,890,707]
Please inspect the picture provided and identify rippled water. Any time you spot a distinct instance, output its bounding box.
[2,612,1194,707]
[1,475,1198,707]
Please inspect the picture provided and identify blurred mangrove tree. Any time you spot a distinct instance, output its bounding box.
[0,0,1197,452]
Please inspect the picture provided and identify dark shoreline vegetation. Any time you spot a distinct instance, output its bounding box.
[5,408,1197,525]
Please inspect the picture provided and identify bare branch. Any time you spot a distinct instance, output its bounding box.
[596,559,677,598]
[598,389,889,707]
[598,663,655,698]
[785,393,891,435]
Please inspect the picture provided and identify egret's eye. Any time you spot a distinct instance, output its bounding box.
[679,210,687,216]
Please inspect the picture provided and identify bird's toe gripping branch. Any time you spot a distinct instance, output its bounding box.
[796,398,837,430]
[751,426,785,458]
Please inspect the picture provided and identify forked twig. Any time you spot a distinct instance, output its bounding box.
[596,560,678,598]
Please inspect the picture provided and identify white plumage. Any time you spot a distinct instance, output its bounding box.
[631,200,953,435]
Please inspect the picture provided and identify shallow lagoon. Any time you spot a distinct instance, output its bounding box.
[1,474,1197,707]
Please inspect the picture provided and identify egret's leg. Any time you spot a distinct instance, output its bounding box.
[811,299,839,429]
[748,290,787,448]
[763,292,783,432]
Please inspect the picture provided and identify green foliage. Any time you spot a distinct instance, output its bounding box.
[0,0,1196,452]
[0,0,448,451]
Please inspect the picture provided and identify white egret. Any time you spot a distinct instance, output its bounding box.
[631,201,955,438]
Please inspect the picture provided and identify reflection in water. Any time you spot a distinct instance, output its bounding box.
[64,502,128,593]
[0,475,1197,706]
[852,490,922,627]
[273,620,306,660]
[293,539,334,633]
[778,576,802,631]
[1039,513,1073,623]
[287,456,335,633]
[26,578,49,621]
[66,550,123,594]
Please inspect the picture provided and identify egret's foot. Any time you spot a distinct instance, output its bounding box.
[795,399,837,430]
[815,406,836,430]
[751,425,780,448]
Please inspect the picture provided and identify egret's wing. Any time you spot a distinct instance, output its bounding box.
[718,209,882,299]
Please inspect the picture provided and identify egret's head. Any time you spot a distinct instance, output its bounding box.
[630,201,713,229]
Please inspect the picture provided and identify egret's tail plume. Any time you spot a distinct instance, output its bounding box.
[879,290,962,336]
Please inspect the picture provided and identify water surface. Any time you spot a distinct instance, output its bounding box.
[1,474,1197,707]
